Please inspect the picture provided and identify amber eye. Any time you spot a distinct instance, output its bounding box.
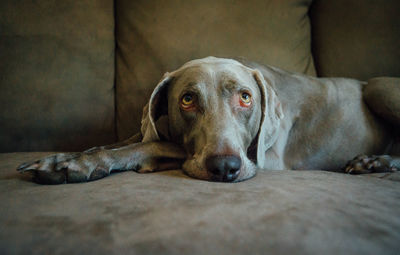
[181,93,195,109]
[240,92,252,105]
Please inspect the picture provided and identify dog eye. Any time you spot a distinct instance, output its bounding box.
[181,93,195,109]
[240,92,252,106]
[182,94,193,105]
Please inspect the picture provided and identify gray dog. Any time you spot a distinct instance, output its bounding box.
[18,57,400,183]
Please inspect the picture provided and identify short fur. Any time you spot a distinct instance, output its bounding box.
[18,57,400,183]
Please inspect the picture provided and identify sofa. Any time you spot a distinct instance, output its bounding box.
[1,0,400,254]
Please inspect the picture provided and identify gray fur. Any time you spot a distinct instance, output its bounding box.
[17,57,400,183]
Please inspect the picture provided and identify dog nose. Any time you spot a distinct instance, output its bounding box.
[205,155,241,182]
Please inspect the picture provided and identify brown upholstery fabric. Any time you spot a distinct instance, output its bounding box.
[115,0,316,140]
[1,152,400,254]
[310,0,400,80]
[0,0,116,152]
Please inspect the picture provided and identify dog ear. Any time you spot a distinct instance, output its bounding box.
[252,69,284,167]
[141,72,173,142]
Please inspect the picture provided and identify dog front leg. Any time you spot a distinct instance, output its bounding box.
[82,132,143,154]
[17,142,186,184]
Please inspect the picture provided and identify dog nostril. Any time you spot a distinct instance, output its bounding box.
[205,155,242,182]
[229,168,238,174]
[225,158,241,174]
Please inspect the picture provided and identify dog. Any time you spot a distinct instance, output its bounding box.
[17,57,400,183]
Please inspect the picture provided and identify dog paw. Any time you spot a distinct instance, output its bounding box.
[343,155,398,174]
[17,152,109,184]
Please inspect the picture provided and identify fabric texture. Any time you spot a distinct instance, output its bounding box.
[115,0,316,140]
[310,0,400,80]
[0,0,116,152]
[1,152,400,254]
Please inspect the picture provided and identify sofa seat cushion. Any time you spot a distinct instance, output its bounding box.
[1,152,400,254]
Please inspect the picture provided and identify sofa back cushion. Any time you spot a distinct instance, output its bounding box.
[0,0,116,152]
[310,0,400,80]
[115,0,316,140]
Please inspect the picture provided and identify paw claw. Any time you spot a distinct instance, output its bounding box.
[17,162,30,171]
[17,162,40,172]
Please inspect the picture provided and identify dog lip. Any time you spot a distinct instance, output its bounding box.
[234,170,257,182]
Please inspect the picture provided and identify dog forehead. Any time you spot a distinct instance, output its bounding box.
[180,56,242,67]
[179,57,247,75]
[172,57,255,89]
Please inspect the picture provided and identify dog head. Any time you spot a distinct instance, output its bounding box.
[141,57,283,182]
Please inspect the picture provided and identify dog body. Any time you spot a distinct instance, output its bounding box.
[251,62,391,171]
[18,57,400,183]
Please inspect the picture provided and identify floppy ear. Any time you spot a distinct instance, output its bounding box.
[141,72,173,142]
[252,69,284,167]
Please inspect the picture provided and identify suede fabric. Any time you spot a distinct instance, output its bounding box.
[115,0,316,140]
[310,0,400,80]
[1,152,400,254]
[0,0,116,152]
